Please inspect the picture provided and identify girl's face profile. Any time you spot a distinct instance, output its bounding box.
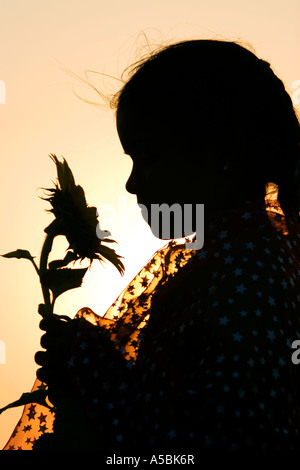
[116,98,249,240]
[116,103,182,208]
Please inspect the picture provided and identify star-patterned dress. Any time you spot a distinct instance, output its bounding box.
[4,200,300,451]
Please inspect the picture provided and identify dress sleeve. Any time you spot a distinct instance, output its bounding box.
[46,240,195,451]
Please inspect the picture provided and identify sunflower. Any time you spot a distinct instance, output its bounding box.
[43,154,124,274]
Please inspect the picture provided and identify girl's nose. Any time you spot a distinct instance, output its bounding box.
[125,165,140,195]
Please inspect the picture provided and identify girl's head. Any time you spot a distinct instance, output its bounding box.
[114,39,300,229]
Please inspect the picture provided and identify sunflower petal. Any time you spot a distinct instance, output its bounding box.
[43,155,125,275]
[96,244,125,275]
[49,154,76,192]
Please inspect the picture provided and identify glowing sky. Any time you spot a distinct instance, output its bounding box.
[0,0,299,448]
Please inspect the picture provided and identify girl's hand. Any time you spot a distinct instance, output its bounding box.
[35,313,78,405]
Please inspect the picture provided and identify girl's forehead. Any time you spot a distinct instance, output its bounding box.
[117,103,164,149]
[117,99,150,124]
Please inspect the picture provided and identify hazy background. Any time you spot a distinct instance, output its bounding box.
[0,0,299,448]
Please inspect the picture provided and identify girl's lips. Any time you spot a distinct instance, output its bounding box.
[137,199,149,206]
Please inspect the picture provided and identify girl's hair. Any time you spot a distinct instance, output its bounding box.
[109,39,300,220]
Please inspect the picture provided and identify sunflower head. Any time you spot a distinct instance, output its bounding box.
[43,154,124,274]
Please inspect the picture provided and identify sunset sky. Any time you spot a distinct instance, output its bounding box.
[0,0,300,448]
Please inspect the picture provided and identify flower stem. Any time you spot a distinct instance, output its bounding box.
[39,233,55,315]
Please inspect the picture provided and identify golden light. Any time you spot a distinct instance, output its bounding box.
[1,0,299,449]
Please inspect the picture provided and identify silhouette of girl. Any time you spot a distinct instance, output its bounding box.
[4,39,300,451]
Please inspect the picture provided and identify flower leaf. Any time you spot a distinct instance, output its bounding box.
[41,267,88,301]
[0,389,52,415]
[1,249,35,262]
